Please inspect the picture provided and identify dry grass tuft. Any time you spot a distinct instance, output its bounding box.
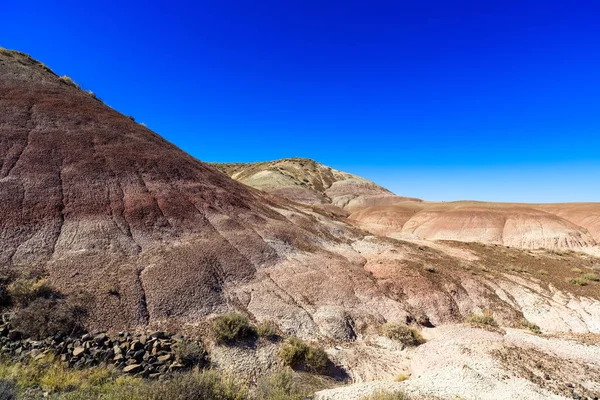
[466,313,498,327]
[381,323,426,346]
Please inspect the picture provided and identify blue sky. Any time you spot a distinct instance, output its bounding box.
[2,1,599,202]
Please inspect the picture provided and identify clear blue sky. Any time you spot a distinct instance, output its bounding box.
[2,1,599,202]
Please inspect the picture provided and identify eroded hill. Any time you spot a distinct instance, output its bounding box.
[215,159,600,252]
[2,48,600,399]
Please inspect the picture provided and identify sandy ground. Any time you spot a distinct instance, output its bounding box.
[316,324,600,399]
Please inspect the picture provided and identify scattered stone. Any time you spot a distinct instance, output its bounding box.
[73,347,86,357]
[123,364,142,373]
[157,354,171,363]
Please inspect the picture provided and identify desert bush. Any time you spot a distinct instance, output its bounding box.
[583,273,600,282]
[58,75,79,88]
[257,320,279,339]
[304,346,329,374]
[520,319,541,334]
[359,390,412,400]
[395,373,410,382]
[174,340,206,366]
[11,294,88,339]
[280,337,308,369]
[255,369,311,400]
[212,313,252,343]
[568,277,588,286]
[537,269,549,276]
[466,313,498,327]
[279,337,329,374]
[381,323,426,346]
[7,277,54,306]
[571,268,583,274]
[146,369,248,400]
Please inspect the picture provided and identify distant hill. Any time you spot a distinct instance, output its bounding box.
[212,158,417,209]
[214,158,600,252]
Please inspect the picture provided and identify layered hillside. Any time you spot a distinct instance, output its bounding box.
[348,200,600,251]
[0,49,362,331]
[213,158,401,208]
[217,158,600,251]
[3,48,600,399]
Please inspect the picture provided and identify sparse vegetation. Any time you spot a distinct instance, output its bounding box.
[359,390,412,400]
[0,354,248,400]
[466,313,498,327]
[174,339,206,367]
[381,322,426,346]
[255,369,312,400]
[508,266,527,273]
[11,296,88,339]
[279,337,329,374]
[58,75,79,88]
[568,277,588,286]
[395,372,410,382]
[520,319,541,334]
[571,267,583,274]
[537,269,549,275]
[257,320,279,339]
[7,277,54,306]
[0,275,90,340]
[583,273,600,282]
[212,313,252,343]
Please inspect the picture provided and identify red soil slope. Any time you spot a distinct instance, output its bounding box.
[0,49,347,330]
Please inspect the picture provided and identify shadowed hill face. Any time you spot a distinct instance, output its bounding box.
[212,158,400,207]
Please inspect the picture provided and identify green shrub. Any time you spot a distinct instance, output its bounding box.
[568,277,588,286]
[279,337,329,374]
[174,340,206,367]
[381,323,426,346]
[304,346,329,374]
[7,277,54,306]
[583,273,600,282]
[212,313,252,343]
[255,369,310,400]
[257,320,279,339]
[466,313,498,327]
[280,337,308,369]
[571,268,583,274]
[520,319,541,334]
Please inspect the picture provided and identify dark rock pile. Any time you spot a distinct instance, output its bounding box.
[0,315,205,379]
